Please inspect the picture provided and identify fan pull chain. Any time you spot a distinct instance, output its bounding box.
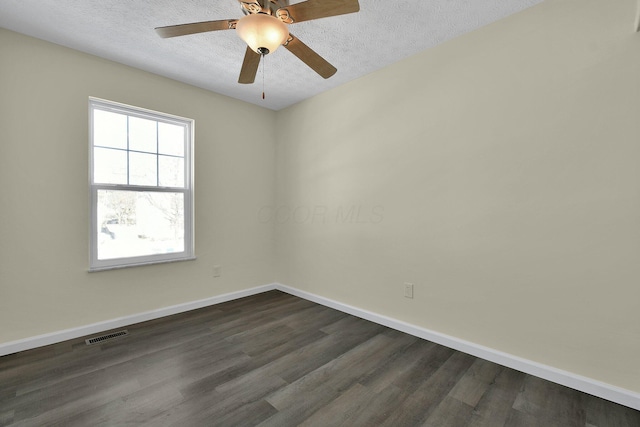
[262,53,266,100]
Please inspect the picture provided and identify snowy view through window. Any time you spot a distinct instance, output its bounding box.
[97,190,184,259]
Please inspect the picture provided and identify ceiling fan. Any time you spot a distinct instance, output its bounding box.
[155,0,360,85]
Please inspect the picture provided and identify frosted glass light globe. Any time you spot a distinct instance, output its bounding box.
[236,13,289,55]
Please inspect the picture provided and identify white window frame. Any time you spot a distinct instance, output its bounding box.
[89,97,195,271]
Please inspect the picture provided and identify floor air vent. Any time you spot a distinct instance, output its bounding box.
[85,330,129,345]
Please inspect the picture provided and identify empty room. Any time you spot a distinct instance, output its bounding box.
[1,0,639,425]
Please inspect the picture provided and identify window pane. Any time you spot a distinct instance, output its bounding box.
[158,122,185,157]
[159,155,184,188]
[97,190,185,260]
[129,152,157,186]
[94,110,127,149]
[129,116,157,153]
[94,147,127,184]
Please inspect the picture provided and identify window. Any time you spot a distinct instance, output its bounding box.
[89,98,194,271]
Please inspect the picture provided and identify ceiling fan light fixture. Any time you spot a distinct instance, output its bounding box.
[236,13,289,55]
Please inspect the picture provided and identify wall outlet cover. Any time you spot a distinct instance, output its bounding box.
[404,282,414,299]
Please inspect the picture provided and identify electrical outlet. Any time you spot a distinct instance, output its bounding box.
[404,282,414,299]
[213,265,222,277]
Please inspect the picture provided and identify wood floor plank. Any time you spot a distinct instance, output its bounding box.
[138,348,253,391]
[422,395,475,427]
[259,332,416,426]
[8,359,139,414]
[378,351,477,426]
[1,290,638,426]
[0,410,14,426]
[224,304,340,344]
[48,380,184,427]
[138,388,224,427]
[224,304,346,358]
[243,327,330,368]
[270,317,386,385]
[144,375,287,427]
[215,290,293,312]
[368,340,453,395]
[177,325,332,401]
[338,384,407,426]
[581,393,640,427]
[8,372,141,426]
[358,339,437,393]
[512,375,586,426]
[467,367,528,427]
[505,407,573,427]
[257,384,341,427]
[208,399,278,427]
[266,331,415,411]
[449,358,503,407]
[296,383,376,427]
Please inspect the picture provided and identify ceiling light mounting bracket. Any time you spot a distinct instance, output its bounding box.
[240,1,264,15]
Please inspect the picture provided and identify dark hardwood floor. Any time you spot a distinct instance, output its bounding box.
[0,290,638,426]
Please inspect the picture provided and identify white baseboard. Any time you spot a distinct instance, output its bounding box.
[273,283,640,411]
[1,282,638,410]
[0,284,276,357]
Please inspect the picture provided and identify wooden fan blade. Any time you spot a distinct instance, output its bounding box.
[238,47,261,84]
[283,34,337,79]
[155,20,236,38]
[278,0,359,24]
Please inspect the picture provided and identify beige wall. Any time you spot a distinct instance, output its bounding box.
[275,0,640,393]
[0,29,276,343]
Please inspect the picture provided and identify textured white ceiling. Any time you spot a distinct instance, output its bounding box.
[0,0,543,110]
